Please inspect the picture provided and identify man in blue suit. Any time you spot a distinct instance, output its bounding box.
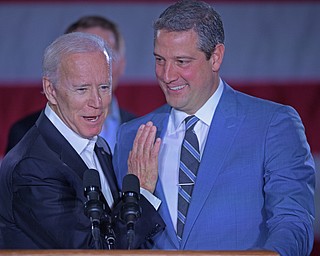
[113,0,315,255]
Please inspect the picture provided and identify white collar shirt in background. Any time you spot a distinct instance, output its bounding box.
[100,97,121,154]
[158,78,224,231]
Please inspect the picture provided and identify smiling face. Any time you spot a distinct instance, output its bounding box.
[43,51,111,139]
[154,29,224,115]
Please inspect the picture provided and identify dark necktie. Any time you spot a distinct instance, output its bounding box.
[177,115,200,242]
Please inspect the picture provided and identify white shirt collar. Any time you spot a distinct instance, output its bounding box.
[44,103,97,155]
[170,78,224,133]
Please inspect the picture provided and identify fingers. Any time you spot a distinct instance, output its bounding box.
[127,150,135,175]
[151,138,161,158]
[131,124,145,156]
[143,122,157,157]
[127,121,161,193]
[132,121,157,159]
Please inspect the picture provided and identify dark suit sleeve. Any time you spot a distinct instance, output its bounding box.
[11,158,164,249]
[11,158,97,249]
[110,195,165,249]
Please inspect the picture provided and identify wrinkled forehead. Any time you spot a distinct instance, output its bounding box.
[57,51,111,82]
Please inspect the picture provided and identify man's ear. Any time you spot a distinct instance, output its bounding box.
[42,77,57,105]
[211,43,225,72]
[112,54,126,92]
[116,54,126,78]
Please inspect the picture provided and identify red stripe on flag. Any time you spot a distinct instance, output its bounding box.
[1,82,319,156]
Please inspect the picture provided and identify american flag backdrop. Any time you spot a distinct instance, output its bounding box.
[0,0,319,254]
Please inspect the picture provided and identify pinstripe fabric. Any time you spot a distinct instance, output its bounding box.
[177,115,200,242]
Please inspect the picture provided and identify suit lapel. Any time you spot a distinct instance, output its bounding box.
[181,83,246,247]
[36,111,88,179]
[37,112,120,208]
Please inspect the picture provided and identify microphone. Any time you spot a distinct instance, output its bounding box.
[121,174,141,249]
[83,168,104,249]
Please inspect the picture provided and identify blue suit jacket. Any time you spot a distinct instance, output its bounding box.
[113,82,315,255]
[0,111,164,249]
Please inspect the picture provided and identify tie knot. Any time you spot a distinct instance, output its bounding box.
[185,115,199,131]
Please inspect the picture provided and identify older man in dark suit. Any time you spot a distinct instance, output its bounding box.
[0,32,164,249]
[6,16,136,154]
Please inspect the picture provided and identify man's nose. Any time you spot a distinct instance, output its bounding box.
[88,88,102,108]
[163,62,178,84]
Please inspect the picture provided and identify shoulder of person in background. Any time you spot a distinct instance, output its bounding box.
[120,108,137,123]
[6,110,42,153]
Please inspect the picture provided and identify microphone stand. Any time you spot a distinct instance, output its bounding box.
[103,213,116,250]
[84,198,104,249]
[92,223,102,250]
[127,225,135,250]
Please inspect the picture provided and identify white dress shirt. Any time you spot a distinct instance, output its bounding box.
[44,104,114,208]
[158,78,224,231]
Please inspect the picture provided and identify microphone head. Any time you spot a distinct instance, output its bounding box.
[83,168,101,189]
[122,174,140,194]
[82,169,104,225]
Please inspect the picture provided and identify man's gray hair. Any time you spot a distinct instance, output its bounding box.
[42,32,112,86]
[153,0,224,60]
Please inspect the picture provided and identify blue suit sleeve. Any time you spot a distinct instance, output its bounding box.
[262,105,315,256]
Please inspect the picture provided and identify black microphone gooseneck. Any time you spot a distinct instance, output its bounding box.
[102,212,116,249]
[121,174,142,249]
[83,168,104,249]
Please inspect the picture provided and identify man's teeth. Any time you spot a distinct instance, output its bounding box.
[170,84,186,91]
[86,116,98,121]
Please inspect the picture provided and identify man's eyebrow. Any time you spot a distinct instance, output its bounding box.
[176,55,194,58]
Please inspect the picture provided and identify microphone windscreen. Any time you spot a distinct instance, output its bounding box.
[122,174,140,194]
[83,169,101,189]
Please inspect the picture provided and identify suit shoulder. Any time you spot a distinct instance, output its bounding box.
[3,127,49,169]
[220,85,301,127]
[232,87,297,113]
[121,104,170,128]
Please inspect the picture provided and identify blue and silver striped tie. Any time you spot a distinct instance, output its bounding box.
[177,115,200,242]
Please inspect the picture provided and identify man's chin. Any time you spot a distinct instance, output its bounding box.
[80,129,101,139]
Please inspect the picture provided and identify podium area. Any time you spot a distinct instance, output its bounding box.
[0,250,279,256]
